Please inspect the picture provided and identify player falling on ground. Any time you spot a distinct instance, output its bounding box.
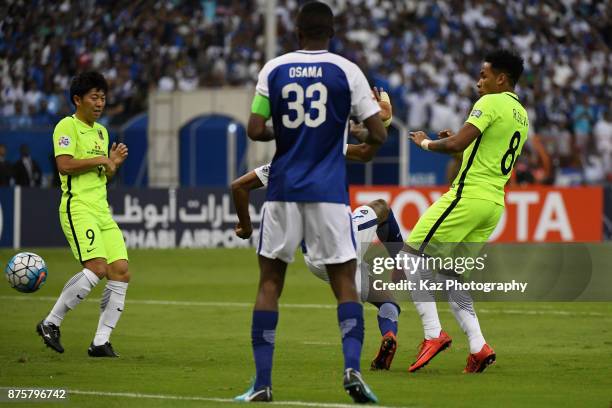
[36,71,130,357]
[236,1,387,403]
[403,49,528,373]
[231,163,403,371]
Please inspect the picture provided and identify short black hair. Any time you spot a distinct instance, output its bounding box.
[69,71,108,106]
[297,1,334,40]
[484,49,524,87]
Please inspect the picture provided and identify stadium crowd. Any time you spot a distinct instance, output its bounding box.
[1,0,611,184]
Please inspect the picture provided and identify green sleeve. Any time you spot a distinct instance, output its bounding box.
[251,94,271,119]
[465,95,496,134]
[53,118,77,157]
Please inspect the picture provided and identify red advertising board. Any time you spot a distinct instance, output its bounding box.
[349,186,603,242]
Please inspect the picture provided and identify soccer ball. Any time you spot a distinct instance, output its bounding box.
[5,252,48,293]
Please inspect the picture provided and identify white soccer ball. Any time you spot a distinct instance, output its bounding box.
[5,252,48,293]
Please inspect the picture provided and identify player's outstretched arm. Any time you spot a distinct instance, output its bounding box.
[56,154,115,176]
[346,143,379,162]
[247,114,274,141]
[231,170,265,239]
[362,113,387,146]
[410,123,481,154]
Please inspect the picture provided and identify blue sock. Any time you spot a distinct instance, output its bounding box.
[252,310,278,389]
[376,210,403,257]
[337,302,364,372]
[375,302,400,337]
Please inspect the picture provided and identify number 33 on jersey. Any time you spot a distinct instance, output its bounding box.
[251,50,380,204]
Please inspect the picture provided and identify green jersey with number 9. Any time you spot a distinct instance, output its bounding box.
[449,91,529,206]
[53,115,109,212]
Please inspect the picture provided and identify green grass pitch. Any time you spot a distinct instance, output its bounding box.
[0,248,611,407]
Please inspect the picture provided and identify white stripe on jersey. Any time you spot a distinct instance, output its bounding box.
[255,50,380,122]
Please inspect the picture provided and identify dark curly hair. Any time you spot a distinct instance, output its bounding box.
[69,71,108,106]
[484,49,524,87]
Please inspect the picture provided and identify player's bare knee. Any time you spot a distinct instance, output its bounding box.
[368,199,390,224]
[83,258,108,279]
[107,259,129,282]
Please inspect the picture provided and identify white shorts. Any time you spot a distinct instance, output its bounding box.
[304,205,379,302]
[257,201,357,265]
[351,205,379,255]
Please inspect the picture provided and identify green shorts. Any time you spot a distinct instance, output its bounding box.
[407,192,503,259]
[60,206,128,264]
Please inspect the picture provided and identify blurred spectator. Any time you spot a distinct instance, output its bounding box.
[32,100,59,127]
[24,80,43,112]
[1,0,611,185]
[4,100,33,129]
[546,118,575,167]
[0,144,12,186]
[571,93,595,151]
[593,108,612,180]
[428,93,462,134]
[158,67,177,92]
[1,75,23,116]
[13,144,41,187]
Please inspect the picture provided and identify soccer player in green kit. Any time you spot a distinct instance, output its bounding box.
[404,50,528,373]
[36,72,130,357]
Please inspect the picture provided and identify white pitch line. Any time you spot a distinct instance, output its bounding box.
[477,308,607,317]
[0,295,337,310]
[0,295,608,317]
[66,389,413,408]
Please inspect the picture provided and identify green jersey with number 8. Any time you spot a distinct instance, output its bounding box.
[449,91,529,206]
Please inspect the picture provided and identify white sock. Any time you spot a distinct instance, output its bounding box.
[44,269,100,327]
[414,301,442,339]
[403,253,442,339]
[93,280,128,346]
[447,286,486,353]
